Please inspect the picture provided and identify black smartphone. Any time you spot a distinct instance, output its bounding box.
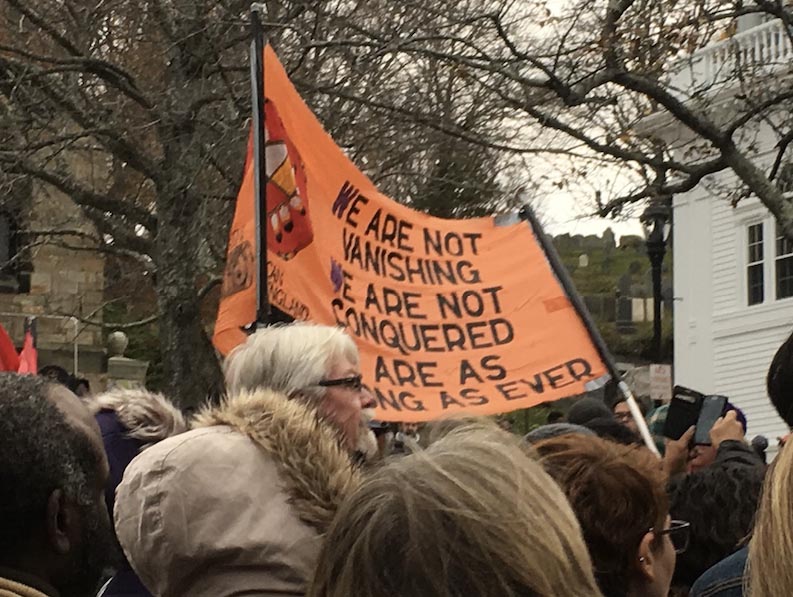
[694,395,728,445]
[663,386,704,440]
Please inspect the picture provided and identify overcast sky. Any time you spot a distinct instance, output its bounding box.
[543,199,643,238]
[517,0,645,240]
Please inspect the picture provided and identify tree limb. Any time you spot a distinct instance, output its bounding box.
[599,156,728,215]
[0,155,157,234]
[617,73,725,142]
[770,130,793,181]
[69,277,221,330]
[726,89,793,135]
[69,311,159,331]
[0,55,162,185]
[2,0,156,111]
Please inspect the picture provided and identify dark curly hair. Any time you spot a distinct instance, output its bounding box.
[38,364,77,391]
[669,463,765,588]
[583,416,643,445]
[0,373,99,560]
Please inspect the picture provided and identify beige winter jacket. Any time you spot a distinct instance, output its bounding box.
[0,577,49,597]
[114,389,361,597]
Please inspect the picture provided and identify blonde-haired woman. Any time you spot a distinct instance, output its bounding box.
[308,423,603,597]
[747,443,793,596]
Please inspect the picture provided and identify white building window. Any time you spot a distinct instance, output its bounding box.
[748,223,764,305]
[777,224,793,299]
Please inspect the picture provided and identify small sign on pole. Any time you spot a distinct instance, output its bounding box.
[650,364,673,403]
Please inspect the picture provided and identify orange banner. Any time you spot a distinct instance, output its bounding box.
[214,46,609,422]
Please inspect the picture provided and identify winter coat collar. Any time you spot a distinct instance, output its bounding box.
[0,572,53,597]
[192,389,361,533]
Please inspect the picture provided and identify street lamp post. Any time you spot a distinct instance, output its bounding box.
[641,202,671,361]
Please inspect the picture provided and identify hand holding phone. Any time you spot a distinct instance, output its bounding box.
[664,426,695,476]
[709,410,745,447]
[694,395,728,445]
[663,386,705,441]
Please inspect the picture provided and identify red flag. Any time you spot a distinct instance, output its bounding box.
[0,324,19,372]
[17,329,37,375]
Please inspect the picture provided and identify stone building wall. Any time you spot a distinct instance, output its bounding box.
[0,175,106,375]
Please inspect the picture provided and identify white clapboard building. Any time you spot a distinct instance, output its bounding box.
[662,14,792,445]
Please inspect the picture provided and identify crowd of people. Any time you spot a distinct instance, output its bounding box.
[0,320,790,597]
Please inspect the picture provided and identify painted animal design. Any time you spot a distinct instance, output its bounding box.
[264,101,313,260]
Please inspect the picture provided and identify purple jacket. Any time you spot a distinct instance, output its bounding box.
[96,409,153,597]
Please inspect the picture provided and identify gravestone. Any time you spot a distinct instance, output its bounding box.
[603,228,616,250]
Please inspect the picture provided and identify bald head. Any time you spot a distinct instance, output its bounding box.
[47,383,109,487]
[48,383,105,453]
[48,382,94,427]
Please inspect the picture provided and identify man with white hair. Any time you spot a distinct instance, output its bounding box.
[114,323,374,597]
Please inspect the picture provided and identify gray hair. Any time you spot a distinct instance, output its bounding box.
[90,387,187,446]
[223,322,359,399]
[524,423,596,444]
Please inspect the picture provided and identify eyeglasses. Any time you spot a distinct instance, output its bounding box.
[317,375,365,392]
[651,520,690,554]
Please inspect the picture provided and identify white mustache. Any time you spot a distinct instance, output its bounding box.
[360,408,376,424]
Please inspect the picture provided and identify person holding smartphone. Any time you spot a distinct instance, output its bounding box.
[687,410,748,473]
[664,408,760,476]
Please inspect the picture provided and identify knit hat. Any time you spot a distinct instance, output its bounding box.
[567,397,613,426]
[524,423,596,444]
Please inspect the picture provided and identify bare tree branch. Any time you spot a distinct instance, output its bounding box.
[3,0,156,110]
[0,155,157,234]
[0,56,162,185]
[0,42,155,110]
[68,276,221,330]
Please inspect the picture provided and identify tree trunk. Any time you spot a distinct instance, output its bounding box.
[147,6,228,408]
[153,116,226,407]
[155,221,225,408]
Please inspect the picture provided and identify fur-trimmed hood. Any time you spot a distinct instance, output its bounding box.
[115,389,361,597]
[191,389,361,532]
[92,387,187,446]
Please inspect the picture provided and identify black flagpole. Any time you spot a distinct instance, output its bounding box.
[250,4,270,326]
[24,316,37,346]
[519,204,659,455]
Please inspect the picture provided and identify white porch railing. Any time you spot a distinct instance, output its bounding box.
[668,19,793,93]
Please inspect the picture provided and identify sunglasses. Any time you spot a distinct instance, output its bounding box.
[317,374,366,392]
[652,520,691,554]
